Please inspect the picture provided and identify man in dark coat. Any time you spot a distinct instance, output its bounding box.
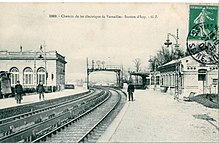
[36,81,45,101]
[127,82,135,101]
[15,81,23,104]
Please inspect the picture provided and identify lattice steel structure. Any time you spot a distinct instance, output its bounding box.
[86,58,123,89]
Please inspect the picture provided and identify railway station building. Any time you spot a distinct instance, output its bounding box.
[156,56,218,95]
[0,48,67,91]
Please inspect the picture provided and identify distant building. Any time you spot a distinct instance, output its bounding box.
[0,48,67,91]
[158,56,218,95]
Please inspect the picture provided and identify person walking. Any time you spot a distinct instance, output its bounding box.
[127,82,135,101]
[15,81,23,104]
[36,81,45,101]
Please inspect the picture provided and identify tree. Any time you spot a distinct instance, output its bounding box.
[133,58,141,72]
[133,58,142,83]
[156,46,172,65]
[148,46,187,71]
[148,56,159,71]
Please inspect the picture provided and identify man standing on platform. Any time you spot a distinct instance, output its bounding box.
[127,82,135,101]
[36,81,45,101]
[15,81,23,104]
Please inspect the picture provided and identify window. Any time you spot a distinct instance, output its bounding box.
[23,67,33,85]
[161,77,163,85]
[9,67,19,85]
[37,67,45,84]
[156,76,160,85]
[170,75,172,86]
[212,79,218,85]
[198,69,207,81]
[198,74,206,81]
[151,76,154,85]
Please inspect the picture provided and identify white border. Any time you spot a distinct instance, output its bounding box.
[0,0,218,3]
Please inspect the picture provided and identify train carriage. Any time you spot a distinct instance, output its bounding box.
[0,71,12,98]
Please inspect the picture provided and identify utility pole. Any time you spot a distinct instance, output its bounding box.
[86,58,89,90]
[43,41,47,86]
[34,50,37,88]
[164,28,180,101]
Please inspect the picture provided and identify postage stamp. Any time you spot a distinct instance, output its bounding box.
[186,23,218,65]
[187,5,218,65]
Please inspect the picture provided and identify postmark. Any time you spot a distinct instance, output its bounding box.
[186,23,219,65]
[187,5,218,65]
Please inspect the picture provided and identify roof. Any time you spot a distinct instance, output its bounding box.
[158,56,200,73]
[0,50,67,64]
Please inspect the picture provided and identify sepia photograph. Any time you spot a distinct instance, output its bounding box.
[0,1,218,142]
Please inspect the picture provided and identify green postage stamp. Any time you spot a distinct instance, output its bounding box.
[187,5,218,64]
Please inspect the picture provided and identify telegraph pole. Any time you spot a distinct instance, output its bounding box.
[164,28,180,100]
[34,50,37,88]
[43,41,47,86]
[86,58,89,89]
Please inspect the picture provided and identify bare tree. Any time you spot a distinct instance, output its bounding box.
[148,46,187,72]
[157,46,172,65]
[133,58,141,84]
[149,56,159,71]
[133,58,141,72]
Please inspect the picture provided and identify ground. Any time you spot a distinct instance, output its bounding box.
[98,89,219,142]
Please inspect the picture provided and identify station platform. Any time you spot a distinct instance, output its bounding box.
[0,87,88,110]
[98,90,219,142]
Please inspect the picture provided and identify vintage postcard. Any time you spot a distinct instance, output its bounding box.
[0,2,218,143]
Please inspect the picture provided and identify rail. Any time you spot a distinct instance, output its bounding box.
[0,88,125,143]
[0,89,105,143]
[32,89,112,143]
[77,89,122,143]
[0,90,92,124]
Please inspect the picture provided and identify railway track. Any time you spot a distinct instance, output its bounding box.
[0,88,126,143]
[0,88,107,143]
[0,90,93,122]
[36,88,125,143]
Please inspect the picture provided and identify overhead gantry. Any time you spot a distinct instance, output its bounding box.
[86,58,123,89]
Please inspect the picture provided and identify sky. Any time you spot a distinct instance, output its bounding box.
[0,3,216,82]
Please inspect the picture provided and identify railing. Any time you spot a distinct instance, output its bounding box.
[0,51,56,57]
[88,65,121,70]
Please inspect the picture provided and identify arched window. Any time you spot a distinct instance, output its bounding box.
[23,67,33,85]
[156,76,160,85]
[9,67,19,85]
[161,76,164,85]
[37,67,45,84]
[151,76,154,85]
